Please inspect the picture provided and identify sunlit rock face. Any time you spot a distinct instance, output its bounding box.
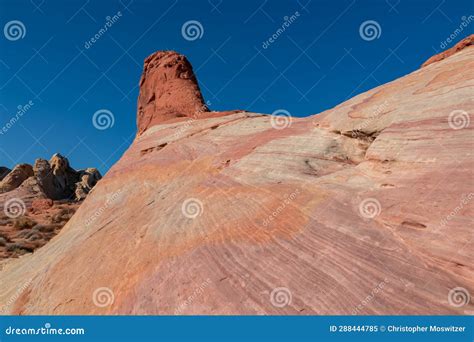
[0,36,472,315]
[136,51,209,134]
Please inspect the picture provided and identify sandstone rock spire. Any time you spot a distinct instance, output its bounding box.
[137,51,209,134]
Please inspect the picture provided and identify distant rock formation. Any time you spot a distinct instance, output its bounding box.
[0,164,33,194]
[0,35,473,315]
[1,153,101,201]
[0,154,101,259]
[75,168,102,200]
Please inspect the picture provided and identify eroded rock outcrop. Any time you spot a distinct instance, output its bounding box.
[0,36,473,315]
[75,168,101,200]
[137,51,209,134]
[2,154,101,202]
[0,154,101,259]
[0,164,33,194]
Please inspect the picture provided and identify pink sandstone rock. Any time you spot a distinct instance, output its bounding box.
[0,36,472,315]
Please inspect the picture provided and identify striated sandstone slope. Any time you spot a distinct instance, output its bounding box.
[0,36,473,315]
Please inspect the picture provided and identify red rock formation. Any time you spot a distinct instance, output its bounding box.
[137,51,209,134]
[0,40,473,315]
[136,51,241,134]
[422,34,473,67]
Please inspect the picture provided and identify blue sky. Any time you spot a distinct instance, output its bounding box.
[0,0,472,174]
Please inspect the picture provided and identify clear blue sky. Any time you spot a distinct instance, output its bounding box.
[0,0,472,174]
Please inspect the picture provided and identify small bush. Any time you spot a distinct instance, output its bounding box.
[6,243,32,253]
[13,217,37,229]
[33,224,57,233]
[27,232,43,242]
[52,208,75,223]
[0,216,13,226]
